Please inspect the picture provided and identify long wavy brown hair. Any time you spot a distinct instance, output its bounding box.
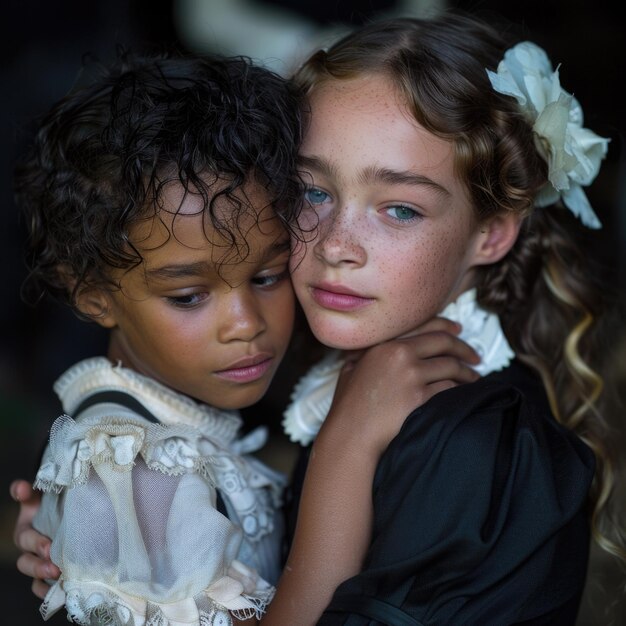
[294,11,625,563]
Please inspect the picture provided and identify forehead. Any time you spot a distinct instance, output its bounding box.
[302,75,457,181]
[308,74,404,117]
[138,177,278,237]
[126,178,288,271]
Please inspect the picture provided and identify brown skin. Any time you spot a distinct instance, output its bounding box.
[84,181,295,411]
[11,179,296,606]
[11,479,54,599]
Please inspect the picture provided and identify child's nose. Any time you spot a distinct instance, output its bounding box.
[217,293,266,343]
[314,207,366,267]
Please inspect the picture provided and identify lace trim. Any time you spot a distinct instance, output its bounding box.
[439,288,514,376]
[54,357,242,443]
[34,413,282,542]
[40,562,275,626]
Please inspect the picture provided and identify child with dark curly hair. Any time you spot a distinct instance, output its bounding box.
[12,50,304,625]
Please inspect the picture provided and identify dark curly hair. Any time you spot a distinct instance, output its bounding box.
[15,48,304,309]
[295,12,624,563]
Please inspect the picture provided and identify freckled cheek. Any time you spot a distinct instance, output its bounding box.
[379,236,464,322]
[296,207,320,233]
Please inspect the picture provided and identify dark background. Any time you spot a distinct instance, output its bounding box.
[1,1,624,624]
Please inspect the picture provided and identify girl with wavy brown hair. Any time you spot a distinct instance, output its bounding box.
[263,11,625,625]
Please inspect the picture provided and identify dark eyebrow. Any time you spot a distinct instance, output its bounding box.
[297,155,339,181]
[146,261,211,280]
[359,166,450,197]
[298,155,450,198]
[146,240,291,280]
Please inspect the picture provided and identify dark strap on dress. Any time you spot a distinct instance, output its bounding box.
[73,390,160,423]
[326,594,424,626]
[72,389,229,517]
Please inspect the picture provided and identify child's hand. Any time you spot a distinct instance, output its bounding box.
[10,479,58,599]
[267,317,479,625]
[322,317,480,458]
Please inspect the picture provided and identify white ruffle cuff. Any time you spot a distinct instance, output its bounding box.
[34,411,279,625]
[40,561,274,626]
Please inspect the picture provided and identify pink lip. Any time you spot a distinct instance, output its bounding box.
[311,283,375,312]
[215,354,274,383]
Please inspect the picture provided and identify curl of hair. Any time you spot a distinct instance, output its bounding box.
[295,11,625,563]
[15,48,304,311]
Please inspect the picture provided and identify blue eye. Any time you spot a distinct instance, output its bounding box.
[385,205,420,221]
[304,187,330,206]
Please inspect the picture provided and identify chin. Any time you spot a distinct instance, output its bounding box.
[310,327,377,351]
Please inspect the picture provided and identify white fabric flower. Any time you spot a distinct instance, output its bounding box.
[486,41,609,229]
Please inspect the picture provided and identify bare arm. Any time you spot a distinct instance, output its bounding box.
[262,318,480,625]
[10,479,59,599]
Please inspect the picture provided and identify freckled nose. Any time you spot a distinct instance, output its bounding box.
[314,209,366,267]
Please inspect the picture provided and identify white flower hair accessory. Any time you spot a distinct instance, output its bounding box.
[486,41,609,229]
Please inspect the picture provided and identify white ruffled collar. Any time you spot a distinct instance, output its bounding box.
[283,288,514,445]
[54,357,243,446]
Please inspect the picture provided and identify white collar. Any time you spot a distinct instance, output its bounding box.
[54,357,243,446]
[439,288,514,376]
[283,288,514,446]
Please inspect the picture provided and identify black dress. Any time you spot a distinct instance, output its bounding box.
[284,360,595,625]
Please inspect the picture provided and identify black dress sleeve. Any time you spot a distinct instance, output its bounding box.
[318,362,595,626]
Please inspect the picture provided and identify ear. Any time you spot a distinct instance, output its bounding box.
[471,212,522,267]
[74,287,118,329]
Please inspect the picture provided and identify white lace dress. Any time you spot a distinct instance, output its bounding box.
[33,357,286,626]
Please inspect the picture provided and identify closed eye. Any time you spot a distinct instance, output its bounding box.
[165,293,207,308]
[252,269,289,288]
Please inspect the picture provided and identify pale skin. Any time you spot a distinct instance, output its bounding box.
[10,167,483,623]
[261,75,522,624]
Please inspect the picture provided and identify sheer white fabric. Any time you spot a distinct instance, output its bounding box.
[33,358,286,626]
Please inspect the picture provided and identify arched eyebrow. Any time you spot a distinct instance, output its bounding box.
[146,261,211,280]
[359,166,450,198]
[298,155,450,198]
[297,155,339,181]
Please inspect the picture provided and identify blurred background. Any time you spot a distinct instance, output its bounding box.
[1,0,624,624]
